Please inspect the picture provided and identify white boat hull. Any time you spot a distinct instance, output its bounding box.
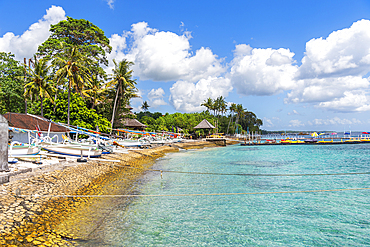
[42,145,102,158]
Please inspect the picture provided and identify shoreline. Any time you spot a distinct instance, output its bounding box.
[0,139,239,246]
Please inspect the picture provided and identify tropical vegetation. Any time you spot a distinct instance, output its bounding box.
[0,17,263,136]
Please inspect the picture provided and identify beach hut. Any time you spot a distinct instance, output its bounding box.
[194,119,215,130]
[121,118,147,130]
[193,119,215,137]
[3,113,70,143]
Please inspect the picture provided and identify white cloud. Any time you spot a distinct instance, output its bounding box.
[229,44,298,96]
[147,88,167,108]
[287,110,300,115]
[169,76,232,112]
[308,117,362,126]
[286,19,370,112]
[148,88,165,99]
[108,22,225,82]
[150,99,167,108]
[105,0,115,9]
[0,6,66,60]
[289,120,304,127]
[298,20,370,79]
[263,117,274,128]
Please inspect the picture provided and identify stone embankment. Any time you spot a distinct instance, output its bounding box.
[0,140,238,246]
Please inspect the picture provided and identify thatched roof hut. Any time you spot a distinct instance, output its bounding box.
[193,119,215,129]
[121,118,147,130]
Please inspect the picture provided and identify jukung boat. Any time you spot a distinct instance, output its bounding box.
[8,142,40,157]
[41,143,102,158]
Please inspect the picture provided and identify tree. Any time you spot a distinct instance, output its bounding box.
[234,104,246,133]
[37,17,111,75]
[23,56,55,116]
[53,45,92,125]
[40,92,111,132]
[141,101,150,112]
[201,97,213,113]
[84,73,109,110]
[0,52,25,114]
[226,103,237,134]
[108,59,137,132]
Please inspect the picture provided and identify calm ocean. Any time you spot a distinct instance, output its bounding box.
[80,144,370,246]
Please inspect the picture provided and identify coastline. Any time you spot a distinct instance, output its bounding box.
[0,139,239,246]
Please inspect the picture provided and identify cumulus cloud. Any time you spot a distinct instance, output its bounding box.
[298,20,370,79]
[0,6,66,60]
[308,117,362,126]
[287,110,300,115]
[229,44,298,96]
[147,88,167,108]
[169,76,232,112]
[263,117,274,128]
[289,120,304,127]
[286,19,370,112]
[107,22,228,111]
[108,22,225,83]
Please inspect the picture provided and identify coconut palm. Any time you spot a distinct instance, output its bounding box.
[226,103,237,134]
[53,44,92,125]
[108,59,137,133]
[141,100,150,112]
[234,104,246,134]
[201,97,214,114]
[83,73,109,110]
[23,56,55,117]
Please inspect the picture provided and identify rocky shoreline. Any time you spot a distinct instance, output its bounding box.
[0,140,238,246]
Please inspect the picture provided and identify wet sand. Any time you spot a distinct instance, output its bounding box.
[0,140,238,246]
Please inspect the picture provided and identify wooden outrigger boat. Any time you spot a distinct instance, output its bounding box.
[42,144,102,158]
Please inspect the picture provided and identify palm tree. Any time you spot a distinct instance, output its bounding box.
[226,103,237,134]
[84,73,109,110]
[23,56,55,117]
[234,104,246,134]
[141,100,150,112]
[108,59,137,133]
[201,97,213,113]
[53,44,91,125]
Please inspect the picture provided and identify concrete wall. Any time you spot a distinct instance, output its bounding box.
[0,115,9,172]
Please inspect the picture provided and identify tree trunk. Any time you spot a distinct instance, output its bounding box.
[67,83,71,126]
[110,86,120,134]
[40,96,43,117]
[226,113,233,134]
[53,90,58,113]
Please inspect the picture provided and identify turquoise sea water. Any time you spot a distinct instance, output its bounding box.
[81,144,370,246]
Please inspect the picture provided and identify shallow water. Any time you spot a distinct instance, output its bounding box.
[79,144,370,246]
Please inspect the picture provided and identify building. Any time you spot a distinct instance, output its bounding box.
[3,113,70,144]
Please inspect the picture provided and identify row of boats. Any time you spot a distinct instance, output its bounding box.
[8,125,184,163]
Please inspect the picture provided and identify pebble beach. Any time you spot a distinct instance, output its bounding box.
[0,140,238,246]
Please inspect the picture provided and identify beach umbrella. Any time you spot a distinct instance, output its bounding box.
[311,132,318,137]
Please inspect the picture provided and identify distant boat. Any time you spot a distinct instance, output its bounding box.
[304,138,318,143]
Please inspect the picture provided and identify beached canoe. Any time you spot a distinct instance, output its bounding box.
[42,145,102,158]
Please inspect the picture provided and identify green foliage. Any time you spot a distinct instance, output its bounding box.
[137,111,215,134]
[30,92,110,133]
[136,111,163,120]
[0,52,26,114]
[37,16,111,68]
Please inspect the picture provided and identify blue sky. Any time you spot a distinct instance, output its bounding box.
[1,0,370,131]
